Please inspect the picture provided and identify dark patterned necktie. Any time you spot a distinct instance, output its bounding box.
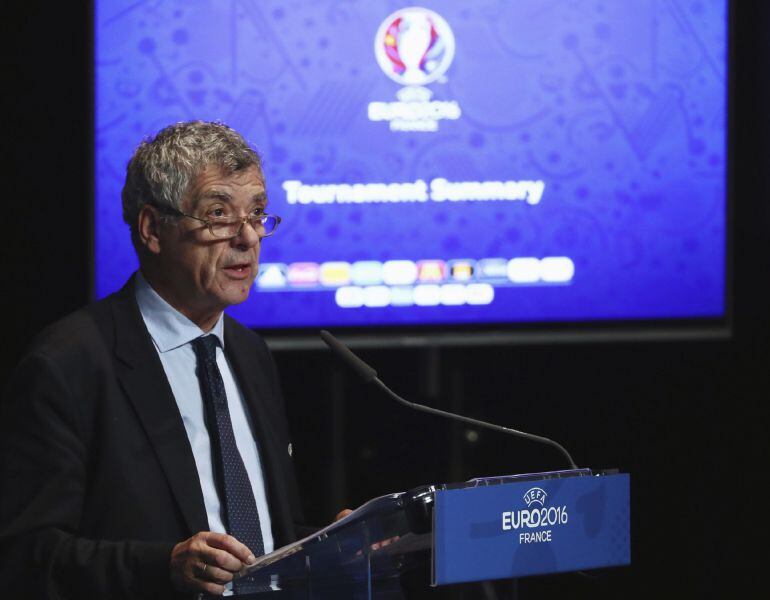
[192,335,265,593]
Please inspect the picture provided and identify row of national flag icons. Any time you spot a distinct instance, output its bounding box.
[256,257,574,290]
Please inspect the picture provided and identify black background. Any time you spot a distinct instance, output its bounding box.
[3,2,768,598]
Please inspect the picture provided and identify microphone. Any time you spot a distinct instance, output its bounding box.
[319,330,377,383]
[319,330,578,470]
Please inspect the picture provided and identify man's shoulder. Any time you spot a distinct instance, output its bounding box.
[24,289,125,366]
[4,293,127,408]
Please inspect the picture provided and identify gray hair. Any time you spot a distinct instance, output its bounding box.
[121,121,262,243]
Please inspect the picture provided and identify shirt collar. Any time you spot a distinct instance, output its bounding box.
[134,271,225,353]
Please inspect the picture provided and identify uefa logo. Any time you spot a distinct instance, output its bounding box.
[374,7,456,86]
[523,487,547,508]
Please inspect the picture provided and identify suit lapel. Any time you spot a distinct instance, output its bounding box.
[224,321,293,546]
[110,281,209,536]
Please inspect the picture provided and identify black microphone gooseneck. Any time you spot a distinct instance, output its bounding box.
[319,330,578,470]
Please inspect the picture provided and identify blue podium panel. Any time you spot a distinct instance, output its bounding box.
[433,473,630,585]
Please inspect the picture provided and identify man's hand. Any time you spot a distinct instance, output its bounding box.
[170,531,256,596]
[334,509,353,522]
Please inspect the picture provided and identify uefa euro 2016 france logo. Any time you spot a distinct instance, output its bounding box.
[502,487,569,545]
[369,7,461,132]
[374,7,456,86]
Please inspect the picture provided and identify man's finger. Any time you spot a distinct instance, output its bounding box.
[199,581,226,596]
[334,508,353,522]
[205,532,257,566]
[204,547,245,573]
[197,562,234,585]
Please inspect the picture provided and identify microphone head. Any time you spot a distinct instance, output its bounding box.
[319,330,378,384]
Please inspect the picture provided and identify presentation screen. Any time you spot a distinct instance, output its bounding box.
[95,0,728,332]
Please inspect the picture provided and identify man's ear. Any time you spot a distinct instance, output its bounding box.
[137,205,163,255]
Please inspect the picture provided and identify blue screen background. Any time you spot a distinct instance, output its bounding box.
[95,0,726,329]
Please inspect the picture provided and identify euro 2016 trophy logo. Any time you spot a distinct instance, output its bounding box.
[369,7,461,132]
[375,7,455,86]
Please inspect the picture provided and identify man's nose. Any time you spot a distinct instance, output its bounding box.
[231,218,261,248]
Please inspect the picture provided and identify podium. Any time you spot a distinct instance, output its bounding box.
[227,469,630,598]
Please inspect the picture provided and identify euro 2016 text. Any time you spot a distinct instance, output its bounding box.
[501,506,569,544]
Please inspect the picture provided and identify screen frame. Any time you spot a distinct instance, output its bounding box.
[90,0,733,351]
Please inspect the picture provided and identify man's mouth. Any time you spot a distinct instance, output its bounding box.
[223,263,253,279]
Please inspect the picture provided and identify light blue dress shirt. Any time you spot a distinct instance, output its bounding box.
[134,272,274,559]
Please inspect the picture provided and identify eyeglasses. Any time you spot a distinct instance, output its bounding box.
[156,205,282,239]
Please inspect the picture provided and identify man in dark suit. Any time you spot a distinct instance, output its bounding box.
[0,121,313,598]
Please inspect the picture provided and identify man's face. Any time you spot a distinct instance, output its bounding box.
[148,164,266,322]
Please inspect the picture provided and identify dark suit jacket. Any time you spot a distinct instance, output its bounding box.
[0,279,305,599]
